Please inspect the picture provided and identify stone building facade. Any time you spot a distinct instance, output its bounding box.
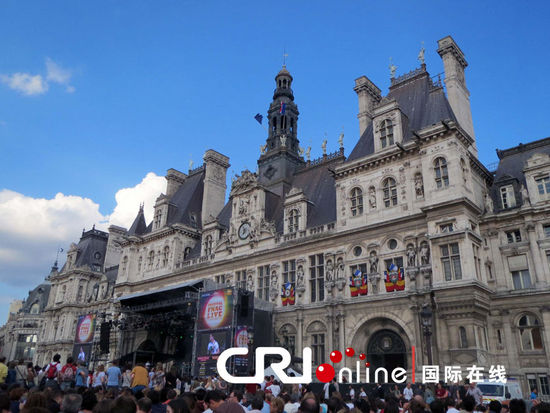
[2,35,550,396]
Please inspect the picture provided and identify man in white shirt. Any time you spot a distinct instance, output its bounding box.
[403,383,414,401]
[208,335,220,355]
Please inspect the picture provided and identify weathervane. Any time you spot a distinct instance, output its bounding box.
[283,49,288,67]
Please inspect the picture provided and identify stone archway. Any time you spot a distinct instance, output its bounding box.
[367,329,407,373]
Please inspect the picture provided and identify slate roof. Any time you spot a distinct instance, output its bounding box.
[127,170,205,235]
[20,282,51,314]
[489,137,550,211]
[72,229,108,270]
[347,68,457,162]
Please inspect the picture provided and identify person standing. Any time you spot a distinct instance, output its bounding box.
[403,383,414,401]
[14,359,27,387]
[131,362,149,394]
[45,354,63,388]
[0,357,7,384]
[106,360,122,395]
[121,364,133,388]
[466,383,483,406]
[60,357,76,391]
[75,360,89,389]
[92,365,106,390]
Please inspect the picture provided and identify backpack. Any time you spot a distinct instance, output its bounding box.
[62,365,74,382]
[46,363,58,379]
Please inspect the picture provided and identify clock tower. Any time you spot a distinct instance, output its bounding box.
[257,66,305,197]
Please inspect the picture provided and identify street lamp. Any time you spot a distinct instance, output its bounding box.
[420,304,433,365]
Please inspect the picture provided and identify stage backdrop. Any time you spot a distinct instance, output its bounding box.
[72,314,96,364]
[197,289,234,331]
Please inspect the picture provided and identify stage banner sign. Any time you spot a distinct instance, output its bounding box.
[197,288,234,331]
[74,314,96,344]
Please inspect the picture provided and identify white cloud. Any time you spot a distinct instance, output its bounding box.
[0,73,49,96]
[108,172,166,228]
[45,57,72,85]
[0,172,165,300]
[1,58,75,96]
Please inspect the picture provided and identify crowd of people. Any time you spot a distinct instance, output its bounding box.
[0,354,547,413]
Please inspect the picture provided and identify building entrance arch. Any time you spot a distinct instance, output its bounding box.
[366,329,407,373]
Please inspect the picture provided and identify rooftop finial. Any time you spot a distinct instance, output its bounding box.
[339,126,344,149]
[389,57,397,78]
[282,49,288,67]
[189,156,193,171]
[418,41,425,65]
[139,202,144,212]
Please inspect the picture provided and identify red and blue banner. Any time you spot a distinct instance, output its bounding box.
[281,282,295,306]
[279,102,286,114]
[385,264,405,292]
[349,269,368,297]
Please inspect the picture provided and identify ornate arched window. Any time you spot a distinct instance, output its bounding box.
[184,247,192,260]
[162,246,170,267]
[204,235,213,256]
[383,178,398,207]
[518,314,543,350]
[30,303,40,315]
[288,209,299,233]
[307,321,326,365]
[459,326,468,348]
[350,187,364,216]
[434,157,449,188]
[380,119,394,148]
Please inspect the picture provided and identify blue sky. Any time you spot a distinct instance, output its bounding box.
[0,0,549,323]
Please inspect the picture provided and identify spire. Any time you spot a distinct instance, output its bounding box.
[128,205,148,236]
[257,66,305,195]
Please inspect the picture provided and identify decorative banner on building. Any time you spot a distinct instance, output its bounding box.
[74,314,96,344]
[385,264,405,292]
[198,289,234,331]
[349,269,368,296]
[281,282,295,306]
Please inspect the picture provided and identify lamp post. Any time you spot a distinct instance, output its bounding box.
[420,304,433,365]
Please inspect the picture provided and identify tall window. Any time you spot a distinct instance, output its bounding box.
[257,265,270,300]
[283,260,296,286]
[309,254,325,302]
[288,209,299,233]
[235,270,247,289]
[77,285,84,302]
[527,374,550,397]
[204,235,213,256]
[383,178,397,207]
[311,333,325,365]
[434,157,449,188]
[137,256,142,272]
[518,315,543,350]
[121,256,128,273]
[154,209,163,229]
[535,176,550,196]
[380,119,394,148]
[500,185,516,209]
[441,243,462,280]
[544,225,550,238]
[162,246,170,267]
[350,188,364,216]
[215,274,226,284]
[512,269,532,289]
[459,326,468,348]
[506,230,522,243]
[283,335,296,356]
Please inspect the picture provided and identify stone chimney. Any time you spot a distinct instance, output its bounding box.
[104,225,126,269]
[354,76,382,136]
[437,36,476,150]
[165,168,187,197]
[202,149,230,226]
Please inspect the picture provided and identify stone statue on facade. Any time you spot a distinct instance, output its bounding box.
[521,184,531,206]
[325,260,334,282]
[406,244,416,267]
[296,265,305,288]
[418,43,425,65]
[369,251,379,274]
[322,139,327,155]
[369,187,376,208]
[280,135,287,147]
[419,242,430,266]
[298,146,305,156]
[305,146,311,161]
[238,198,250,216]
[336,257,345,280]
[338,133,344,149]
[389,57,397,78]
[260,144,267,155]
[247,274,254,291]
[415,173,424,198]
[484,193,494,213]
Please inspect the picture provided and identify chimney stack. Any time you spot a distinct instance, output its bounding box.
[354,76,382,136]
[437,36,476,152]
[165,168,187,198]
[202,149,230,226]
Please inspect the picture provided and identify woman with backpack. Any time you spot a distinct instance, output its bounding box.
[44,354,62,389]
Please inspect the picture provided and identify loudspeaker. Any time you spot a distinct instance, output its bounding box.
[100,322,111,353]
[240,293,249,317]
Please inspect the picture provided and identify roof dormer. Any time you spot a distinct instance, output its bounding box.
[372,98,408,153]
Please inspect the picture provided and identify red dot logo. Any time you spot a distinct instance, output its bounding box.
[345,347,355,357]
[315,363,335,383]
[359,353,366,360]
[329,350,342,363]
[365,362,370,367]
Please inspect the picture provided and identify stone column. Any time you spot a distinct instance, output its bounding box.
[527,224,545,286]
[500,310,518,371]
[540,306,550,366]
[326,312,334,356]
[436,315,451,365]
[296,311,304,358]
